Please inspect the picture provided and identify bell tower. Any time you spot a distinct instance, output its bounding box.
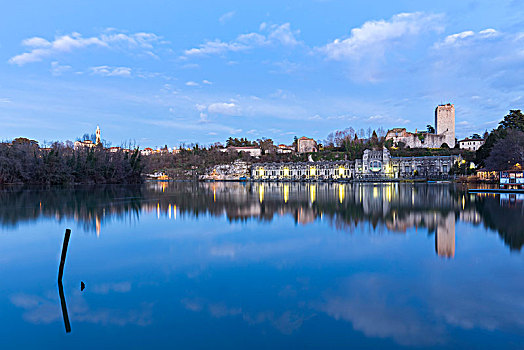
[96,125,101,145]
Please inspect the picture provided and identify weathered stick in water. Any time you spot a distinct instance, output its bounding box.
[57,228,72,333]
[57,281,71,333]
[58,229,71,282]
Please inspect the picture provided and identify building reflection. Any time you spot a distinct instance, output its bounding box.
[0,182,522,254]
[436,214,455,258]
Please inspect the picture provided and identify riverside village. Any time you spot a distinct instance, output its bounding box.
[4,103,523,186]
[62,102,516,184]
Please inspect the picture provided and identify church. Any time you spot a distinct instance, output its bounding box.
[74,126,101,149]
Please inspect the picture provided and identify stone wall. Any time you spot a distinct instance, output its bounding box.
[386,128,447,148]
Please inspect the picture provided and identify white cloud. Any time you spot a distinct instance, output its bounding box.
[183,23,300,57]
[50,61,72,76]
[479,28,499,37]
[22,37,51,48]
[185,81,199,87]
[320,12,442,60]
[219,11,235,24]
[207,102,241,116]
[202,80,213,85]
[92,282,131,294]
[9,30,161,65]
[267,23,300,46]
[90,65,132,77]
[195,104,207,111]
[435,28,499,48]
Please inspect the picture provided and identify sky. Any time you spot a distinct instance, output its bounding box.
[1,0,524,148]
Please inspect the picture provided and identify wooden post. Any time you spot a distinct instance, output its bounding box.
[58,229,71,282]
[58,281,71,333]
[57,228,72,333]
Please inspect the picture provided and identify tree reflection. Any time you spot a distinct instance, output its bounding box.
[0,182,522,251]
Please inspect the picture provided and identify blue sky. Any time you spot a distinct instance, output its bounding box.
[1,0,524,148]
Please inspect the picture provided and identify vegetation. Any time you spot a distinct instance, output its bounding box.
[476,110,524,170]
[0,138,143,184]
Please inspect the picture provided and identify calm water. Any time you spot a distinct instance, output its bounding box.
[0,182,522,349]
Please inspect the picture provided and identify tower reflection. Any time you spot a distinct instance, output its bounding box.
[0,182,522,254]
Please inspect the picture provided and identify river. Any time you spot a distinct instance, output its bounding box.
[0,182,522,349]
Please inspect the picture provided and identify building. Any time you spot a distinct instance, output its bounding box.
[74,125,102,149]
[277,144,294,154]
[297,137,318,153]
[385,128,448,148]
[385,104,456,148]
[251,148,459,181]
[500,171,524,189]
[74,139,96,149]
[458,138,485,151]
[140,147,154,156]
[96,125,101,145]
[435,104,455,148]
[220,146,262,157]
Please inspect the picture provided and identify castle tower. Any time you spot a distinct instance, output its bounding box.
[96,125,101,145]
[435,104,455,147]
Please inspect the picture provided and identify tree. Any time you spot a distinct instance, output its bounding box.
[476,110,524,167]
[485,129,524,171]
[371,130,379,144]
[471,133,482,139]
[498,110,524,131]
[426,125,435,134]
[257,138,275,154]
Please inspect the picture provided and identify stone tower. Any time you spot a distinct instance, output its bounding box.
[435,104,455,147]
[96,125,101,145]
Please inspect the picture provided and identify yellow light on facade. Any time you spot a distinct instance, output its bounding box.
[310,184,316,203]
[258,167,265,177]
[338,166,345,177]
[259,184,265,203]
[284,184,289,203]
[310,167,316,177]
[338,184,345,203]
[283,168,290,177]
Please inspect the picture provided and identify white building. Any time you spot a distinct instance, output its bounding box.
[74,140,96,149]
[458,138,485,151]
[277,144,294,154]
[220,146,262,157]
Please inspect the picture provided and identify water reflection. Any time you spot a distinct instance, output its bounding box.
[1,183,523,348]
[0,183,522,253]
